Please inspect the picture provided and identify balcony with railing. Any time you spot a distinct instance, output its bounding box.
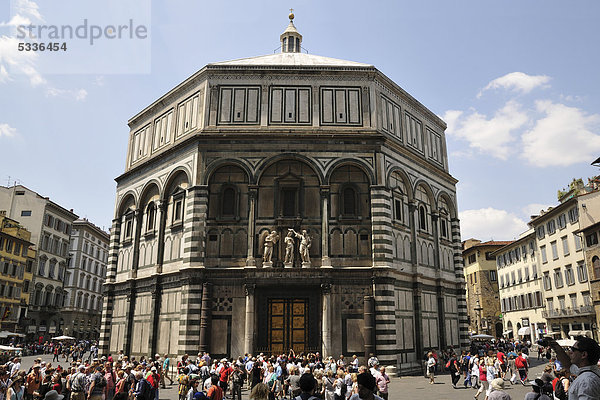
[542,305,595,318]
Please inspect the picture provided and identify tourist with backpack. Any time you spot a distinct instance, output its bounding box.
[88,366,107,400]
[514,352,528,384]
[133,371,153,400]
[552,369,569,400]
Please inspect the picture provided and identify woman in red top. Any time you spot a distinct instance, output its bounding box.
[474,359,488,400]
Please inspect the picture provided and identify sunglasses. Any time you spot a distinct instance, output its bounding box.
[569,347,583,352]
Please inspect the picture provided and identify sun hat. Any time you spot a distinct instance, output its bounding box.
[490,378,504,390]
[44,390,64,400]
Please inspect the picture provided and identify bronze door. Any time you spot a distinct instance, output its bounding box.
[268,298,307,354]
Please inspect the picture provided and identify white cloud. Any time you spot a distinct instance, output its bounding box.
[521,203,553,219]
[444,100,529,160]
[0,35,45,86]
[13,0,43,22]
[46,87,88,101]
[0,14,32,27]
[0,0,45,87]
[459,208,527,241]
[522,100,600,167]
[0,123,17,138]
[92,76,105,86]
[478,72,551,98]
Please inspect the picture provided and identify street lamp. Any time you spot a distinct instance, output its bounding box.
[474,299,483,334]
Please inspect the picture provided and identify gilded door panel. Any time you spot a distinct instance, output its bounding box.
[268,298,307,353]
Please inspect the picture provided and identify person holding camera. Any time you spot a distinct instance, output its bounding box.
[547,335,600,399]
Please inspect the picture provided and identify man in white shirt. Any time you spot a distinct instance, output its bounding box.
[10,358,20,377]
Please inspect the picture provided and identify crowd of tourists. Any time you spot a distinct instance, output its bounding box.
[424,335,600,400]
[174,351,389,400]
[1,335,599,400]
[16,341,98,361]
[0,350,389,400]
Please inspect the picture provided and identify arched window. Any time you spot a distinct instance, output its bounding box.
[342,186,357,216]
[146,202,156,232]
[54,293,62,307]
[419,205,427,231]
[171,188,185,225]
[123,210,134,240]
[45,289,53,306]
[48,259,56,279]
[439,207,449,239]
[593,256,600,279]
[221,187,236,217]
[38,257,46,276]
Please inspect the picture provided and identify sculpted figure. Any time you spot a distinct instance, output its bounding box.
[291,229,311,263]
[263,230,279,262]
[284,230,295,263]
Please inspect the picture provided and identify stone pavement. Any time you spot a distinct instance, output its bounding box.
[19,353,551,400]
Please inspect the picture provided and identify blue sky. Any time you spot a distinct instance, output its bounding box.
[1,0,599,239]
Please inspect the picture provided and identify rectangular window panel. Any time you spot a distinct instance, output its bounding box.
[284,89,296,123]
[271,88,283,123]
[335,89,347,123]
[177,104,185,137]
[381,97,388,130]
[247,88,259,123]
[575,234,582,251]
[562,236,569,256]
[298,89,310,123]
[219,88,232,123]
[233,89,246,122]
[320,87,361,126]
[348,89,360,124]
[321,89,334,123]
[191,96,198,129]
[219,87,259,124]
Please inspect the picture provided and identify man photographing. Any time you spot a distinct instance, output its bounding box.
[547,335,600,399]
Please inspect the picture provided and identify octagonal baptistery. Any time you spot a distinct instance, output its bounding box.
[99,15,468,373]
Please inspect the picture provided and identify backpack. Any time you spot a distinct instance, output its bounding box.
[95,373,107,388]
[515,357,525,369]
[554,377,567,400]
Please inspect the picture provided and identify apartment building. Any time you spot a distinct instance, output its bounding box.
[0,185,78,341]
[62,219,109,340]
[493,229,545,342]
[0,213,35,332]
[574,189,600,341]
[532,197,594,339]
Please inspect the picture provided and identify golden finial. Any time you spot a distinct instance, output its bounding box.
[289,8,294,21]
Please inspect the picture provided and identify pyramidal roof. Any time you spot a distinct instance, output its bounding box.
[208,12,372,68]
[208,52,372,68]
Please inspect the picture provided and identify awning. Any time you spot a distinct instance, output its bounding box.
[568,330,593,338]
[0,331,25,338]
[518,327,531,336]
[502,330,513,336]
